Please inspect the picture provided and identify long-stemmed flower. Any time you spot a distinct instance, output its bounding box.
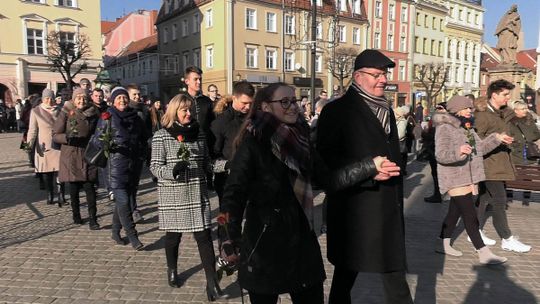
[68,110,79,136]
[464,121,477,155]
[98,112,116,157]
[176,135,190,161]
[216,212,238,280]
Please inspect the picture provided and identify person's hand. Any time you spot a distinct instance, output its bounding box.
[373,156,400,181]
[459,144,473,155]
[497,133,514,145]
[173,161,189,178]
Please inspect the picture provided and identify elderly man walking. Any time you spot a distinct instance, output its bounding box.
[317,49,413,304]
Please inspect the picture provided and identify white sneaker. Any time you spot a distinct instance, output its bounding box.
[501,236,531,253]
[467,230,496,246]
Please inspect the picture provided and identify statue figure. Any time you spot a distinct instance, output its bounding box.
[495,4,521,65]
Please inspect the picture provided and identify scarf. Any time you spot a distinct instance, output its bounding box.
[165,120,200,142]
[247,111,314,229]
[452,114,475,130]
[351,82,391,134]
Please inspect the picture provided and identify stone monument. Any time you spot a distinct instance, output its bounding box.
[488,4,530,103]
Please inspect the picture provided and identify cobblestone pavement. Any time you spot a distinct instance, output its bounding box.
[1,132,539,304]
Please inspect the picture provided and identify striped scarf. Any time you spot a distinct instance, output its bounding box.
[247,111,314,229]
[351,82,391,134]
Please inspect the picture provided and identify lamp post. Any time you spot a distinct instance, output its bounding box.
[310,1,317,116]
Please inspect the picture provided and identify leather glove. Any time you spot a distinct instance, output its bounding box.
[172,161,189,178]
[66,136,81,146]
[220,240,239,265]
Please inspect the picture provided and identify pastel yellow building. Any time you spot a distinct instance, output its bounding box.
[0,0,103,103]
[156,0,368,101]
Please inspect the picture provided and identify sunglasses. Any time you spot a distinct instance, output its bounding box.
[268,97,298,109]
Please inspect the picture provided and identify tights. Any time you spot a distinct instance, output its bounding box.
[440,193,484,250]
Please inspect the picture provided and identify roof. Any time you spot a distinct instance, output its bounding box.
[101,21,116,34]
[516,49,537,71]
[117,34,158,57]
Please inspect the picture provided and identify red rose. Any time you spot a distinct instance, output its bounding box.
[216,213,229,226]
[69,110,75,116]
[177,135,184,142]
[101,112,112,120]
[464,122,472,129]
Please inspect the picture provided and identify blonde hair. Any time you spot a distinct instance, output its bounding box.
[161,94,193,128]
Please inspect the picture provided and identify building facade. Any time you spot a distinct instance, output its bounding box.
[0,0,102,103]
[156,0,369,101]
[443,0,483,98]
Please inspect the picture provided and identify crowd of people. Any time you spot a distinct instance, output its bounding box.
[14,49,536,303]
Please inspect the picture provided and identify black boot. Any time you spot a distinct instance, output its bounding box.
[424,194,442,203]
[58,182,67,206]
[71,195,82,224]
[128,234,144,251]
[206,275,224,302]
[167,268,179,288]
[111,231,125,245]
[47,191,54,205]
[88,217,100,230]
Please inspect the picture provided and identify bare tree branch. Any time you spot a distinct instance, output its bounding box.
[46,31,92,91]
[414,63,449,109]
[325,47,357,91]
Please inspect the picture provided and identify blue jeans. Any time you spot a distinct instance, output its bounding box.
[129,160,144,212]
[112,188,137,239]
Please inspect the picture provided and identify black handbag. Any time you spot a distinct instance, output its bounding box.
[84,120,110,168]
[516,124,540,160]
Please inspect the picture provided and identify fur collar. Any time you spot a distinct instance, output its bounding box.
[432,113,461,128]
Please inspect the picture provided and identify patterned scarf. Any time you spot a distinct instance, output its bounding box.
[247,111,314,229]
[351,82,391,134]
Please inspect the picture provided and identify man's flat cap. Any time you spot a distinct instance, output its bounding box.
[354,49,396,70]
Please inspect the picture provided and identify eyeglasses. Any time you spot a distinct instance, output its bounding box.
[359,70,388,80]
[268,97,298,109]
[209,90,218,93]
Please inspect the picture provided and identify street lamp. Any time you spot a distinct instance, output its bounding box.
[236,72,242,81]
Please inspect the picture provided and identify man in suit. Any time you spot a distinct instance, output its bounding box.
[317,49,413,304]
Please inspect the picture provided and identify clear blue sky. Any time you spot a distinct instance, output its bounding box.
[482,0,539,49]
[100,0,161,21]
[100,0,539,49]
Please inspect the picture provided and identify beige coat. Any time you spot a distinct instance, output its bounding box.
[27,104,61,173]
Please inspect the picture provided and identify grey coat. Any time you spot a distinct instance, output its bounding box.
[433,113,501,195]
[149,128,212,233]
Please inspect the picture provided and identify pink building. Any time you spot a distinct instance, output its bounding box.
[102,10,158,60]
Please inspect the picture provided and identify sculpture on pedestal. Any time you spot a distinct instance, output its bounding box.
[495,4,521,65]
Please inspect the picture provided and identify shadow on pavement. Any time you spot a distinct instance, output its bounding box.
[463,264,537,304]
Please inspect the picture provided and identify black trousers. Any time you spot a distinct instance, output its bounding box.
[478,181,512,239]
[429,158,441,196]
[329,267,413,304]
[213,172,228,208]
[164,230,216,283]
[440,193,484,250]
[248,282,324,304]
[69,181,97,220]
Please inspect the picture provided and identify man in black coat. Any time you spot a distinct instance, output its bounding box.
[210,81,254,204]
[184,66,216,188]
[317,49,413,304]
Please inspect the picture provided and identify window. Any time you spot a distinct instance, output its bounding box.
[27,29,44,55]
[455,67,460,83]
[353,0,361,14]
[387,66,394,81]
[422,38,427,54]
[246,9,257,29]
[193,14,200,33]
[438,41,443,57]
[430,40,436,55]
[311,0,322,6]
[389,4,395,20]
[266,12,276,32]
[472,45,477,62]
[338,0,347,12]
[285,51,295,71]
[399,63,406,81]
[182,52,189,71]
[447,41,452,58]
[285,15,295,35]
[414,36,420,53]
[450,7,454,18]
[246,46,258,68]
[374,32,381,48]
[163,27,168,43]
[193,49,200,67]
[459,9,463,21]
[432,17,436,29]
[206,9,213,28]
[352,27,361,45]
[467,12,471,23]
[25,0,45,3]
[338,25,346,43]
[182,19,188,37]
[57,0,76,7]
[400,36,406,52]
[375,1,382,18]
[315,54,322,73]
[456,42,461,59]
[416,12,421,26]
[424,14,428,27]
[149,60,153,74]
[174,55,179,74]
[59,31,75,44]
[401,6,408,23]
[164,57,170,75]
[440,18,444,31]
[172,23,177,40]
[474,14,479,25]
[387,34,393,51]
[206,46,214,68]
[316,22,322,39]
[266,49,277,69]
[465,43,469,61]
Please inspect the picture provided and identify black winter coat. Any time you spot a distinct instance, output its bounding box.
[221,134,326,294]
[316,87,407,273]
[190,94,215,157]
[210,107,245,161]
[89,107,148,189]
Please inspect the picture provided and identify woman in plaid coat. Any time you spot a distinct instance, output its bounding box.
[149,94,222,301]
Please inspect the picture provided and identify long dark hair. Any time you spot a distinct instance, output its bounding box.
[232,82,291,155]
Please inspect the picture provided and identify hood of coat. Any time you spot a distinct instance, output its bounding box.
[432,113,460,128]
